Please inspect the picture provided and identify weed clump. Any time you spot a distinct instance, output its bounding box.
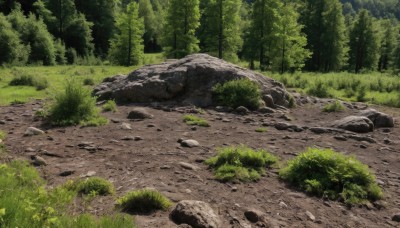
[307,81,332,98]
[205,145,278,182]
[213,79,261,110]
[255,127,268,133]
[102,100,118,112]
[74,177,115,196]
[49,80,107,126]
[83,78,95,86]
[323,100,346,112]
[9,73,49,91]
[183,115,210,127]
[279,148,383,205]
[116,189,172,214]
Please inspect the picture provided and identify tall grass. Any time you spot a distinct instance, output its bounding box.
[270,72,400,108]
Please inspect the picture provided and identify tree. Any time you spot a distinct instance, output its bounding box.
[201,0,242,61]
[161,0,200,58]
[138,0,159,52]
[274,2,310,73]
[109,2,144,66]
[75,0,117,58]
[299,0,348,72]
[394,29,400,72]
[0,13,28,64]
[349,9,380,73]
[378,20,397,71]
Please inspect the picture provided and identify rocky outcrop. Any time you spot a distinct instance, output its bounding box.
[331,116,374,133]
[170,200,220,228]
[94,54,292,108]
[358,109,394,128]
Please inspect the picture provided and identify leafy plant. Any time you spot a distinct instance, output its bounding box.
[213,79,261,110]
[102,100,118,112]
[9,72,49,91]
[116,189,172,214]
[255,127,268,133]
[307,81,332,98]
[205,145,278,182]
[0,131,5,140]
[183,115,210,127]
[83,78,95,86]
[48,80,107,126]
[323,100,346,112]
[279,148,383,205]
[75,177,115,196]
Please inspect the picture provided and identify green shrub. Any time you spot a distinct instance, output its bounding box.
[116,189,172,214]
[0,131,5,140]
[356,86,367,102]
[213,79,261,110]
[9,73,49,91]
[205,145,278,182]
[49,80,107,126]
[75,177,115,196]
[183,115,210,127]
[323,100,346,112]
[279,148,383,205]
[83,78,95,86]
[307,81,331,98]
[255,127,268,133]
[102,100,118,112]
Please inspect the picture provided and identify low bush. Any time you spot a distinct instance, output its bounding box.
[9,73,49,91]
[83,78,95,86]
[279,148,383,205]
[183,115,210,127]
[116,189,172,214]
[102,100,118,112]
[49,80,107,126]
[323,101,346,112]
[213,79,261,110]
[205,145,278,182]
[307,81,332,98]
[75,177,115,196]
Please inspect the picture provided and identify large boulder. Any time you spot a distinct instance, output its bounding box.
[170,200,220,228]
[358,109,394,128]
[94,54,292,108]
[331,116,374,133]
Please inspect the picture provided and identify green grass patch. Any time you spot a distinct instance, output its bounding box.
[0,131,5,140]
[8,71,49,91]
[183,115,210,127]
[205,145,278,182]
[48,80,107,126]
[116,189,172,214]
[255,127,268,133]
[74,177,115,196]
[322,100,346,112]
[279,148,383,205]
[83,78,95,86]
[213,79,261,110]
[102,100,118,112]
[0,160,135,227]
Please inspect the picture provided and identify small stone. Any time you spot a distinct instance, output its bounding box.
[306,211,316,222]
[24,127,45,136]
[279,201,288,208]
[244,209,264,223]
[121,136,135,141]
[334,136,347,141]
[232,187,238,192]
[127,108,153,120]
[111,118,121,123]
[179,162,199,170]
[181,139,200,148]
[134,136,143,141]
[160,165,172,169]
[170,200,220,228]
[258,107,275,114]
[59,170,75,177]
[31,155,47,166]
[121,123,132,130]
[392,214,400,222]
[360,144,368,149]
[147,124,156,127]
[236,106,249,115]
[0,120,5,124]
[84,171,96,177]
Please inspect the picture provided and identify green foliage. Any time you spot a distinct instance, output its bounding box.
[58,214,136,228]
[213,79,261,110]
[116,189,172,214]
[255,127,268,133]
[9,72,49,91]
[279,148,383,204]
[75,177,115,196]
[323,100,346,112]
[49,79,106,126]
[205,145,277,182]
[102,100,118,112]
[307,81,332,98]
[0,13,28,65]
[162,0,200,58]
[183,115,210,127]
[0,130,5,140]
[83,78,95,86]
[109,2,144,66]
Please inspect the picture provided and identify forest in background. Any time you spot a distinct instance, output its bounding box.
[0,0,400,74]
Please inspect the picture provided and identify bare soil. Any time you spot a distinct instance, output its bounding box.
[1,100,399,227]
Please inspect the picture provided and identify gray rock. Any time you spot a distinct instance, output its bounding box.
[179,162,199,170]
[127,108,153,120]
[305,211,316,222]
[31,155,47,166]
[358,109,394,128]
[120,123,132,130]
[236,106,249,115]
[331,116,374,133]
[181,139,200,148]
[24,127,45,136]
[170,200,220,228]
[94,54,292,108]
[392,214,400,222]
[262,94,275,108]
[274,122,303,132]
[244,209,264,223]
[258,107,275,114]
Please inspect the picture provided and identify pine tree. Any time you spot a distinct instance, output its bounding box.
[161,0,200,58]
[349,9,381,73]
[0,12,28,64]
[201,0,242,61]
[138,0,159,52]
[109,2,144,66]
[378,20,397,72]
[394,29,400,72]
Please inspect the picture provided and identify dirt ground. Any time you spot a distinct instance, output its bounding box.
[0,99,399,227]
